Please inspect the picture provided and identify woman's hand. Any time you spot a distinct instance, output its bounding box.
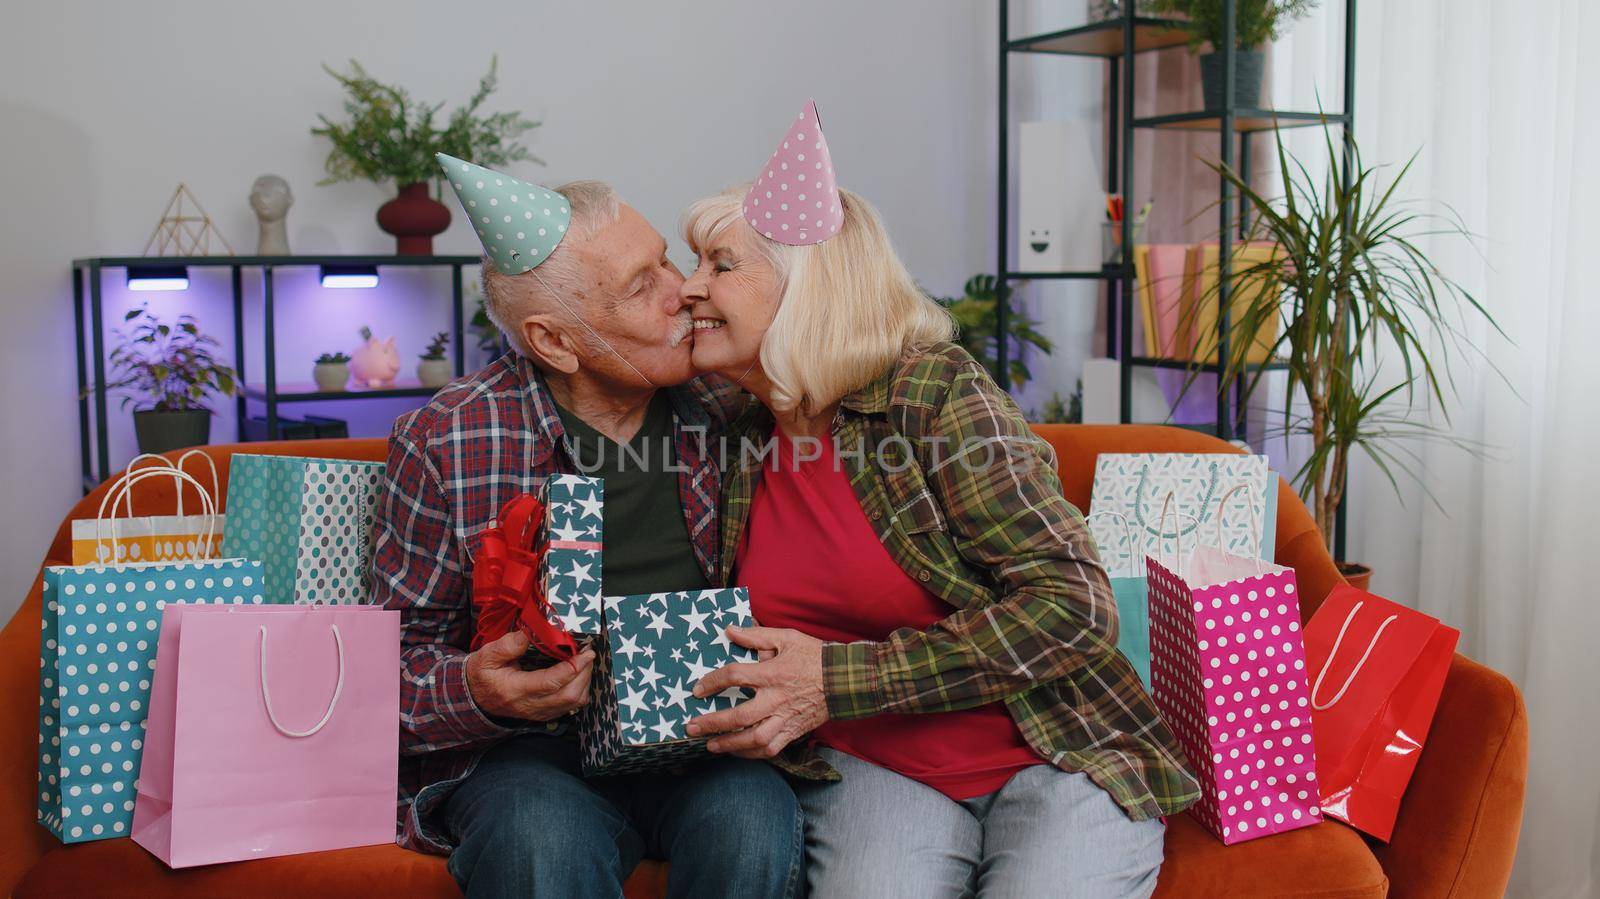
[686,625,829,759]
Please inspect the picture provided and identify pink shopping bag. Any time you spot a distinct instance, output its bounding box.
[132,603,399,868]
[1146,544,1322,845]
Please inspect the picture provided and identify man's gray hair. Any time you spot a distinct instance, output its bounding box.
[481,180,621,357]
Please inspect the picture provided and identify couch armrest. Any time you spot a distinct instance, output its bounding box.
[1372,652,1527,898]
[1,569,58,895]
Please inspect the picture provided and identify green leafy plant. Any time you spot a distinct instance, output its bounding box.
[315,351,351,365]
[94,306,237,412]
[933,275,1054,390]
[420,331,449,361]
[311,56,540,189]
[1151,0,1318,50]
[1030,381,1084,424]
[1179,122,1505,555]
[469,285,507,357]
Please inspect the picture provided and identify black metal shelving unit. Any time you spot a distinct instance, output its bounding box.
[71,254,479,494]
[996,1,1356,445]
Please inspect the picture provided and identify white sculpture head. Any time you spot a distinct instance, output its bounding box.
[249,175,293,223]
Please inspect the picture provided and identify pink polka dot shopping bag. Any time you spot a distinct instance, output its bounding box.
[1146,542,1322,845]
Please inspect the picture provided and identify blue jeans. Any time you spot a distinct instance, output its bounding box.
[444,734,804,899]
[796,748,1165,898]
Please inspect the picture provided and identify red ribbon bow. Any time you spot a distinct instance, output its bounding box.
[471,493,581,664]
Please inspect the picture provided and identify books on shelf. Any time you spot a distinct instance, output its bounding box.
[1133,244,1191,358]
[1134,241,1283,365]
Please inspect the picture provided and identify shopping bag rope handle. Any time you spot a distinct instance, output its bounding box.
[1087,509,1143,578]
[174,449,220,516]
[95,452,221,521]
[94,468,219,565]
[259,624,345,738]
[1212,483,1266,575]
[1154,495,1200,577]
[96,454,178,521]
[1309,600,1399,710]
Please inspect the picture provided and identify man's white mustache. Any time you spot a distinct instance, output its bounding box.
[667,312,694,348]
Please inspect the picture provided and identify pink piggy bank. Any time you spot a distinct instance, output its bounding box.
[349,334,400,388]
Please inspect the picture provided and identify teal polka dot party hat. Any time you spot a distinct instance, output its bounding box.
[436,153,571,275]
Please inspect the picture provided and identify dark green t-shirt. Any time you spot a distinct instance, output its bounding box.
[555,392,709,597]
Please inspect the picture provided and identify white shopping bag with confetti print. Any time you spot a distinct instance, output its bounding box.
[1088,453,1276,576]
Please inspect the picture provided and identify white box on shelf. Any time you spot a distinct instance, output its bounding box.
[1017,121,1102,273]
[1081,358,1121,424]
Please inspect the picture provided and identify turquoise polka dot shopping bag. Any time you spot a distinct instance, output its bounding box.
[36,556,268,844]
[220,454,385,606]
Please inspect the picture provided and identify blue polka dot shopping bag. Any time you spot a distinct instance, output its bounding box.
[221,454,385,605]
[36,554,269,844]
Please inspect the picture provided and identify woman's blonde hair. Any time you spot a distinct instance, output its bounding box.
[681,185,955,414]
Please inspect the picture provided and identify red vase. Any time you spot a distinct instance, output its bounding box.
[376,182,451,256]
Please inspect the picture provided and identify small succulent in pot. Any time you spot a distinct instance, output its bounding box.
[313,351,351,392]
[417,331,453,389]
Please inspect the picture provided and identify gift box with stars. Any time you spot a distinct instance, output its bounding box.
[579,588,758,777]
[536,474,605,637]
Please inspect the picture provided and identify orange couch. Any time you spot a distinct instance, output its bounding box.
[1,428,1526,897]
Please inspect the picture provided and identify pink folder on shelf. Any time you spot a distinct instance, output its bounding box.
[132,603,399,869]
[1135,244,1192,359]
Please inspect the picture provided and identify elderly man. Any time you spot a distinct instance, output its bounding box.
[369,156,800,899]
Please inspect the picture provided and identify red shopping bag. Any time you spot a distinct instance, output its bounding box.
[1303,585,1458,840]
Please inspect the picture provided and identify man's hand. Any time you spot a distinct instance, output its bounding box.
[685,626,829,759]
[465,631,595,723]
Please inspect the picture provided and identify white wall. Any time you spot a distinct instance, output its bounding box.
[0,1,999,619]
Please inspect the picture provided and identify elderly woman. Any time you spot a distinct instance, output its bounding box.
[680,103,1199,899]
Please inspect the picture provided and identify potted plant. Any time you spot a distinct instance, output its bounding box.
[311,57,540,255]
[470,283,510,365]
[1150,0,1319,110]
[1180,124,1504,586]
[93,306,238,455]
[933,275,1055,391]
[313,352,351,392]
[1031,381,1084,424]
[417,331,452,389]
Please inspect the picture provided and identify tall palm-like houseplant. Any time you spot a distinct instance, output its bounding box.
[1185,124,1503,566]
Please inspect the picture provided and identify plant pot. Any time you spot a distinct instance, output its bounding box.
[376,182,451,256]
[1337,561,1373,592]
[132,409,211,455]
[417,358,453,389]
[1199,49,1265,111]
[313,362,349,392]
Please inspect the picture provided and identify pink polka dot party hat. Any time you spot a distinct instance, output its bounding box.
[742,99,843,246]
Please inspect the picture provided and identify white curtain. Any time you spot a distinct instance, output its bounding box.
[1339,1,1600,895]
[1016,3,1597,886]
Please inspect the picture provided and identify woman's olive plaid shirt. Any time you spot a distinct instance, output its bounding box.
[720,342,1201,821]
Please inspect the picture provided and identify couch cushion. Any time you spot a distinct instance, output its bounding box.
[14,838,673,898]
[1154,813,1388,898]
[17,815,1382,898]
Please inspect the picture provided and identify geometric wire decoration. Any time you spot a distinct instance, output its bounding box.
[142,183,235,256]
